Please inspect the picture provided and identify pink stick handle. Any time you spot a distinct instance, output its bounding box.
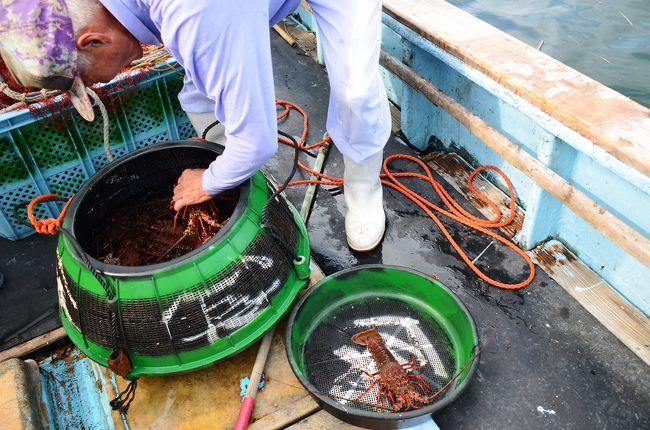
[233,397,255,430]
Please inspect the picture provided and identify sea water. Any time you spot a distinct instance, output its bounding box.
[447,0,650,107]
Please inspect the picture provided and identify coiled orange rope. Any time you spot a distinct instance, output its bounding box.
[27,194,72,235]
[276,99,535,289]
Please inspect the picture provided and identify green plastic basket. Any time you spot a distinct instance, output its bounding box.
[0,68,194,240]
[286,265,479,429]
[56,140,311,377]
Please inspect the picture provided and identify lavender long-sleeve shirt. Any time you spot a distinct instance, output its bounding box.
[100,0,300,194]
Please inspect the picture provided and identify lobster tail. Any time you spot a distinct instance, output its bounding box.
[351,328,380,346]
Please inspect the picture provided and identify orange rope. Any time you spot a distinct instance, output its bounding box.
[275,99,535,289]
[25,99,535,289]
[27,194,73,235]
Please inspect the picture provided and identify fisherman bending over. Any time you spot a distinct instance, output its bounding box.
[0,0,391,251]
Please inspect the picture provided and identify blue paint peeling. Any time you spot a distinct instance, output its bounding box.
[39,350,116,430]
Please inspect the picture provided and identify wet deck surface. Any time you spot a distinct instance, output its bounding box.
[265,33,650,429]
[0,234,58,351]
[0,32,648,429]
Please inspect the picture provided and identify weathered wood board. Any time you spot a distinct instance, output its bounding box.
[423,152,524,239]
[0,327,67,363]
[285,410,363,430]
[532,240,650,366]
[248,395,319,430]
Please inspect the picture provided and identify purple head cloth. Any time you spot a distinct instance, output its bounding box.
[0,0,77,89]
[0,0,95,120]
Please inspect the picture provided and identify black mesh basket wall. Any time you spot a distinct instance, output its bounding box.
[56,140,311,377]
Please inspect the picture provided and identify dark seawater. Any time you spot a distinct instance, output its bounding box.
[447,0,650,107]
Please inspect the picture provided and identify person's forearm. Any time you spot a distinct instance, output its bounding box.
[202,135,278,194]
[158,1,278,194]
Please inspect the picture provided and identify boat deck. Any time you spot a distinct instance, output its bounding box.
[1,31,648,430]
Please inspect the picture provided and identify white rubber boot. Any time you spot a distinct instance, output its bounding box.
[186,111,227,144]
[344,151,386,251]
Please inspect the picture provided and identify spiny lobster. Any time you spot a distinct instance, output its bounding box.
[352,328,433,412]
[97,190,238,266]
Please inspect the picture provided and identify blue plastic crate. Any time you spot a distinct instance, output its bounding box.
[0,68,196,240]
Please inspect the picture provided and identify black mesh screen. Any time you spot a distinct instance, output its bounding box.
[58,192,300,356]
[73,144,224,256]
[302,297,456,413]
[262,194,298,251]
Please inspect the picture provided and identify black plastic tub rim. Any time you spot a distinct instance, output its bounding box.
[63,140,251,277]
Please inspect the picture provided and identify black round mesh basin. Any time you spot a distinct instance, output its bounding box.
[56,140,311,377]
[286,265,479,429]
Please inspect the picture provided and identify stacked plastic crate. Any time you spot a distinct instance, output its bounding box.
[0,68,196,240]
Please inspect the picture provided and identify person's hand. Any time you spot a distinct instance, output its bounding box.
[172,168,215,211]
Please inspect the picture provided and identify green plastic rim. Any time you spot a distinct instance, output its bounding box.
[285,265,479,427]
[56,140,311,377]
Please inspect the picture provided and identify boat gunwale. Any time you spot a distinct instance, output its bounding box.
[382,0,650,178]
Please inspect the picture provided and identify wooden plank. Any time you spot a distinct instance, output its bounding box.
[423,152,524,239]
[285,410,363,430]
[382,0,650,178]
[113,338,259,429]
[273,24,297,47]
[281,22,318,63]
[0,359,49,430]
[0,327,67,363]
[248,395,319,430]
[112,329,309,430]
[389,103,401,133]
[531,240,650,366]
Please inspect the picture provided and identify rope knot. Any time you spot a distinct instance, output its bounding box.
[34,218,62,235]
[27,194,73,236]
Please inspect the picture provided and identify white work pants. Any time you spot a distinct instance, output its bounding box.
[185,0,391,163]
[306,0,391,163]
